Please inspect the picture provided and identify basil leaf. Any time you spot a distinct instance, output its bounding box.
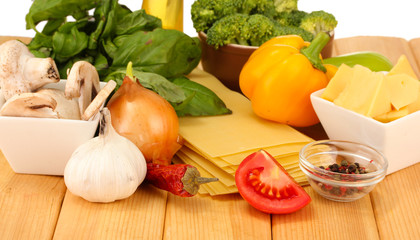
[110,29,201,78]
[115,9,162,35]
[52,23,88,59]
[171,77,232,116]
[101,37,119,60]
[94,53,109,77]
[27,33,53,54]
[89,0,118,50]
[42,18,66,35]
[58,55,95,79]
[104,69,186,104]
[136,71,186,104]
[25,0,96,31]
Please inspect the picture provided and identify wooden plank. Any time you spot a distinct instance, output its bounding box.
[0,36,31,45]
[164,193,271,240]
[409,38,420,78]
[53,186,168,240]
[0,151,66,240]
[370,163,420,240]
[272,187,380,240]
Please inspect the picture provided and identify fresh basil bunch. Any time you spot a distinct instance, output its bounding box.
[25,0,231,116]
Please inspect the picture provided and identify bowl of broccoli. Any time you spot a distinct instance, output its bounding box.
[191,0,337,92]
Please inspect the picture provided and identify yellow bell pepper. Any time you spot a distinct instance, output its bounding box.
[239,32,331,127]
[324,64,338,81]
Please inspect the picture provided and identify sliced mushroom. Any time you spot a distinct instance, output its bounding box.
[82,80,117,120]
[0,40,60,100]
[37,89,81,120]
[65,61,101,117]
[0,92,58,118]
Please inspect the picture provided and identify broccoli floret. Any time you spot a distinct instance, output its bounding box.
[191,0,280,33]
[274,24,314,42]
[241,0,277,17]
[299,10,338,37]
[191,0,241,33]
[273,0,298,12]
[275,10,308,27]
[206,13,279,48]
[206,13,249,48]
[244,14,278,46]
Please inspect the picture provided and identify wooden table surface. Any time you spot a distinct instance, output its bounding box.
[1,36,420,240]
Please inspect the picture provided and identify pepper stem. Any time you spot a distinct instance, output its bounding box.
[182,167,219,195]
[196,177,219,184]
[300,32,331,72]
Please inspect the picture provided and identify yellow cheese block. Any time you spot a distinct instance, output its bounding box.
[334,65,391,117]
[386,73,419,110]
[180,69,313,158]
[374,106,410,123]
[388,55,418,79]
[408,91,420,113]
[323,58,420,122]
[321,64,353,101]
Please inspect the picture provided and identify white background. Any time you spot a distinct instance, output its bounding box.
[1,0,419,40]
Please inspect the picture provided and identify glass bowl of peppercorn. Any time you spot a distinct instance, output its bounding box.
[299,140,388,202]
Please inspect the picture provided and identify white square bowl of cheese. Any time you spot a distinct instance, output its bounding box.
[311,88,420,175]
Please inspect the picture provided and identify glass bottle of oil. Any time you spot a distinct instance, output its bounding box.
[142,0,183,32]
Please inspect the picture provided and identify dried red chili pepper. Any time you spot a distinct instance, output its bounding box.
[146,163,218,197]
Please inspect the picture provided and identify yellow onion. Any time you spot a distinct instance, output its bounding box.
[107,75,183,165]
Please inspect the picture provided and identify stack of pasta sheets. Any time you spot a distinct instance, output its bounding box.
[176,69,318,196]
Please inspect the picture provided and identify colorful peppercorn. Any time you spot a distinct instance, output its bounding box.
[314,159,369,197]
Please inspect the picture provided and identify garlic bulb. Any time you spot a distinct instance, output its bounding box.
[64,107,147,203]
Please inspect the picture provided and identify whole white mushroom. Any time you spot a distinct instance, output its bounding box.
[0,40,60,100]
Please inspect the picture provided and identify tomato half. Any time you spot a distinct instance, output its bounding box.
[235,150,311,214]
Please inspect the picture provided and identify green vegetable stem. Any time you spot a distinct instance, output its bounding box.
[301,32,331,72]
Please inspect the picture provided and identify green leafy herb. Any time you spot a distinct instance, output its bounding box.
[171,76,232,116]
[24,0,230,117]
[107,29,201,79]
[104,69,186,104]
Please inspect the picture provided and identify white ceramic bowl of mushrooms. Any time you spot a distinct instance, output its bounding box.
[0,40,116,176]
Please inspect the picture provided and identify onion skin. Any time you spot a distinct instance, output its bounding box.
[107,76,183,165]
